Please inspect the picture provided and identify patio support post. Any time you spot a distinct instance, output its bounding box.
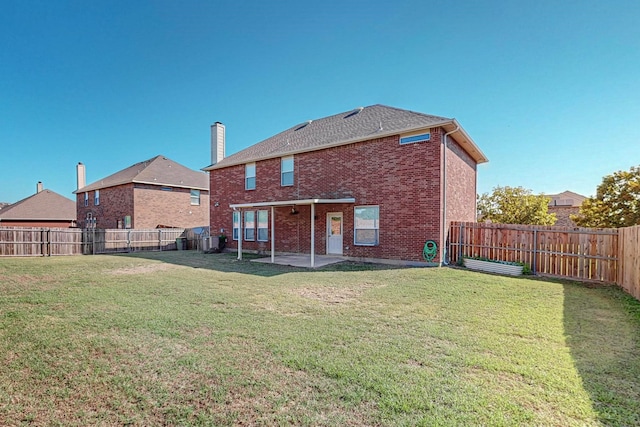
[310,202,315,268]
[237,210,242,260]
[271,206,275,263]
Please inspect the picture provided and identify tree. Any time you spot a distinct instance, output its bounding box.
[571,165,640,228]
[477,186,556,225]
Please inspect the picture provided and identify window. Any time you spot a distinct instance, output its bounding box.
[244,211,255,241]
[400,132,430,145]
[232,211,240,240]
[84,192,88,207]
[190,189,200,205]
[354,206,379,246]
[245,163,256,190]
[257,210,269,241]
[94,190,100,206]
[281,156,294,186]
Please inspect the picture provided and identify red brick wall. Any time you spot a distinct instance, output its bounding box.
[77,183,209,229]
[211,128,478,263]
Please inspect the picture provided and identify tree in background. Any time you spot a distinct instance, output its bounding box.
[571,165,640,228]
[477,186,556,225]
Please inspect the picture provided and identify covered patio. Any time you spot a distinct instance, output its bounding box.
[230,197,355,268]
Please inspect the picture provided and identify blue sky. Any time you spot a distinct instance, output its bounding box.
[1,0,639,204]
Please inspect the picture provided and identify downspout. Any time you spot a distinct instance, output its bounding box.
[441,123,459,266]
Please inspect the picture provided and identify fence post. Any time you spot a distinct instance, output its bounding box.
[127,229,131,252]
[532,229,538,275]
[459,222,464,263]
[159,229,163,251]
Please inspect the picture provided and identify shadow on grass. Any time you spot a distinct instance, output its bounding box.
[562,280,640,425]
[117,250,409,277]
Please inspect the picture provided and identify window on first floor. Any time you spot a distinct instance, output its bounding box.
[244,211,255,241]
[354,205,379,246]
[232,211,240,240]
[257,210,268,241]
[190,189,200,205]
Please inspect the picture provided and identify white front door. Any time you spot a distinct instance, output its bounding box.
[326,212,343,255]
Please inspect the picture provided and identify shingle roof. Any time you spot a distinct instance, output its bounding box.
[75,155,209,193]
[206,104,487,169]
[0,190,76,220]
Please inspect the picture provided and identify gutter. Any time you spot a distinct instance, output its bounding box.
[441,123,459,267]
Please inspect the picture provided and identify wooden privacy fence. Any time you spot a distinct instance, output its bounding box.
[0,227,198,256]
[618,225,640,300]
[449,222,640,300]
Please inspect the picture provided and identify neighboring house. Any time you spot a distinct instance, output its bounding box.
[204,104,488,265]
[547,190,587,227]
[0,182,76,228]
[74,155,209,229]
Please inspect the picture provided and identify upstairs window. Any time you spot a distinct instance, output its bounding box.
[84,192,89,207]
[94,190,100,206]
[400,132,430,145]
[190,189,201,205]
[354,206,380,246]
[281,156,294,186]
[245,163,256,190]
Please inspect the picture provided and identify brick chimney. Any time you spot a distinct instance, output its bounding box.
[211,122,225,165]
[36,181,43,193]
[77,162,86,190]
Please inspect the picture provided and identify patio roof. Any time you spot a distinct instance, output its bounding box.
[231,197,356,267]
[230,197,356,209]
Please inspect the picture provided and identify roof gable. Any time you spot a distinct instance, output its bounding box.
[76,155,209,193]
[0,190,76,220]
[207,104,487,169]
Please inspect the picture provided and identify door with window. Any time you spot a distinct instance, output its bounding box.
[326,212,343,255]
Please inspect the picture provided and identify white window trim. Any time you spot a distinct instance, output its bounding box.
[245,163,256,190]
[354,205,380,246]
[281,156,294,187]
[232,211,240,241]
[257,210,269,242]
[190,189,201,206]
[244,211,255,241]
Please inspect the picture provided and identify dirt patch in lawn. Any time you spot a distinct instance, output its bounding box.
[295,282,376,305]
[109,263,177,275]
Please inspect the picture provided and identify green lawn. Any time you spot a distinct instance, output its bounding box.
[1,252,639,426]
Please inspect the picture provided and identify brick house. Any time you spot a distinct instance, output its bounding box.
[0,182,76,228]
[547,190,587,227]
[204,105,488,266]
[74,155,209,229]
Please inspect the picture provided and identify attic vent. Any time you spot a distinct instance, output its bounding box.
[344,106,364,119]
[294,120,313,131]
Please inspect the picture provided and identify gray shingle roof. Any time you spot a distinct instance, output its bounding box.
[0,190,76,220]
[207,104,487,169]
[75,155,209,193]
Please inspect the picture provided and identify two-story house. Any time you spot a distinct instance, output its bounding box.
[204,104,488,266]
[74,155,209,229]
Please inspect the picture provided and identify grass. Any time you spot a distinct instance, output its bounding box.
[1,251,639,426]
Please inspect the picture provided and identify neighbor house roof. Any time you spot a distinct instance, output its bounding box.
[547,190,587,207]
[75,155,209,193]
[205,104,488,170]
[0,189,76,221]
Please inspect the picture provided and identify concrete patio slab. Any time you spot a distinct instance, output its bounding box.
[251,254,346,268]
